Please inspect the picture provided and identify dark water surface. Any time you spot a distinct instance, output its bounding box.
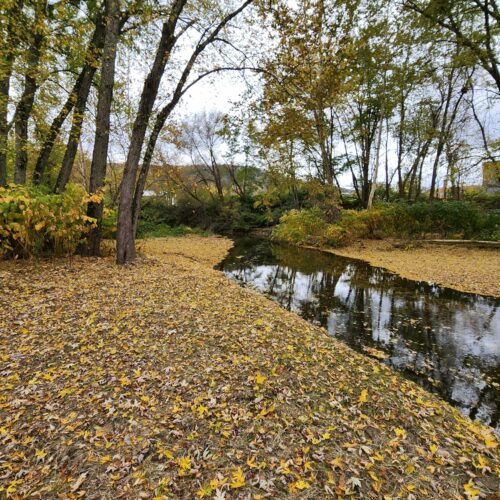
[217,238,500,430]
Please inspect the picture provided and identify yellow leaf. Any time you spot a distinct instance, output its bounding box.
[484,437,497,449]
[290,480,309,492]
[394,428,406,439]
[358,389,368,404]
[230,467,245,488]
[464,479,480,498]
[255,372,266,385]
[197,484,212,497]
[196,405,209,417]
[178,456,191,471]
[210,477,225,489]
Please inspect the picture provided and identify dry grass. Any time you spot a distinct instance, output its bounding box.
[0,236,498,498]
[328,239,500,298]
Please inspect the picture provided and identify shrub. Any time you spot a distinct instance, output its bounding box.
[272,201,499,249]
[389,201,499,239]
[463,189,500,210]
[101,208,117,239]
[136,221,210,239]
[324,224,351,246]
[0,184,98,258]
[272,208,328,245]
[139,195,270,234]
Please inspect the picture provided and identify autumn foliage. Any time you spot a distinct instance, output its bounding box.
[0,185,100,258]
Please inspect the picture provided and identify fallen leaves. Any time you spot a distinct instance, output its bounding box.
[358,389,368,404]
[329,239,500,297]
[230,467,245,488]
[0,235,498,498]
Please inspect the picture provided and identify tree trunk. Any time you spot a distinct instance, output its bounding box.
[14,19,45,184]
[396,96,406,197]
[313,108,333,184]
[80,0,120,256]
[116,0,190,264]
[430,75,467,201]
[34,16,105,185]
[384,117,390,201]
[367,118,383,209]
[0,0,24,187]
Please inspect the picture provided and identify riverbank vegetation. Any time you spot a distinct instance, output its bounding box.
[1,236,499,498]
[272,201,500,248]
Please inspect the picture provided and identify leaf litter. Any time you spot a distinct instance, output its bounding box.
[0,235,498,498]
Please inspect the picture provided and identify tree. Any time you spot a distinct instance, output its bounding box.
[80,0,121,256]
[0,0,24,186]
[13,0,48,184]
[405,0,500,93]
[256,0,357,190]
[34,9,106,185]
[180,111,227,202]
[116,0,254,264]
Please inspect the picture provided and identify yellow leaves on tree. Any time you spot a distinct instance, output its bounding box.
[0,184,100,258]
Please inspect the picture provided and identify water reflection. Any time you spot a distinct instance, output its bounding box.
[217,238,500,430]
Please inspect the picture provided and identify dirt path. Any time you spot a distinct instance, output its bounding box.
[0,236,498,498]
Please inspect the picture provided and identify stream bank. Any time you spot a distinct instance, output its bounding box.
[307,238,500,298]
[218,237,500,431]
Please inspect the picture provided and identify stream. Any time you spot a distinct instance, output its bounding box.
[216,237,500,431]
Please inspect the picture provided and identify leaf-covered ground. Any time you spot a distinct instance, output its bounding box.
[327,240,500,298]
[1,235,499,498]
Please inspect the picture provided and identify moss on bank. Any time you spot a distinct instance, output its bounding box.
[0,236,498,498]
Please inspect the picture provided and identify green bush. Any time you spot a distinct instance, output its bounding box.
[389,201,499,239]
[272,201,499,248]
[463,189,500,210]
[136,221,209,239]
[0,184,98,258]
[101,208,117,239]
[138,195,270,235]
[272,208,328,245]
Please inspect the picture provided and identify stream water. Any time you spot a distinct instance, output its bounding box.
[217,237,500,430]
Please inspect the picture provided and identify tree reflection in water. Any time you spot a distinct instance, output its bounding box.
[217,238,500,431]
